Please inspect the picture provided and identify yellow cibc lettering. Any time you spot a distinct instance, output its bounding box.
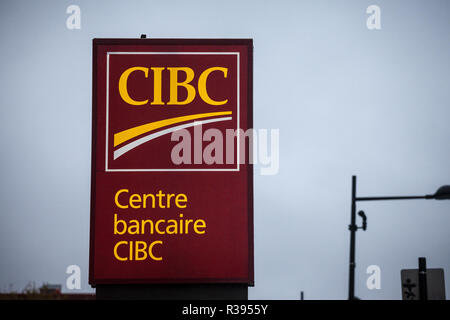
[118,67,149,105]
[118,66,230,106]
[198,67,228,105]
[167,67,196,105]
[135,241,147,260]
[113,241,128,261]
[149,241,163,261]
[151,67,164,105]
[113,241,163,261]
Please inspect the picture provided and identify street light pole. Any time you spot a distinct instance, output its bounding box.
[347,176,450,300]
[348,176,357,300]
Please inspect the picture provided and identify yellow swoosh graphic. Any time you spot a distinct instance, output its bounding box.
[114,111,233,147]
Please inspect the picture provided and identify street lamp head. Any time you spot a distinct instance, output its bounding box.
[429,185,450,200]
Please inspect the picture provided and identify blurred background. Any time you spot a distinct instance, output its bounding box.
[0,0,449,299]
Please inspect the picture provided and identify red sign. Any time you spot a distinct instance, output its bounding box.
[89,39,253,285]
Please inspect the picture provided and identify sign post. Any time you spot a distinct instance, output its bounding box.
[401,258,446,300]
[89,38,253,299]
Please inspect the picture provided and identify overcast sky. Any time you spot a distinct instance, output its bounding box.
[0,0,449,299]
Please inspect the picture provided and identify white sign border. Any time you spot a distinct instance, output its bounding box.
[104,52,241,172]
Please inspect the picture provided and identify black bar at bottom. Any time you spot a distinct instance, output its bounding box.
[95,284,248,300]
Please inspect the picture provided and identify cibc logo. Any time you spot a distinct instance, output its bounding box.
[105,52,242,172]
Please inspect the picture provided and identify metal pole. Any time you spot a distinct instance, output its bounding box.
[356,196,427,201]
[418,257,428,300]
[348,175,357,300]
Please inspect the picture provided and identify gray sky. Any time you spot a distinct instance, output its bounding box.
[0,0,449,299]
